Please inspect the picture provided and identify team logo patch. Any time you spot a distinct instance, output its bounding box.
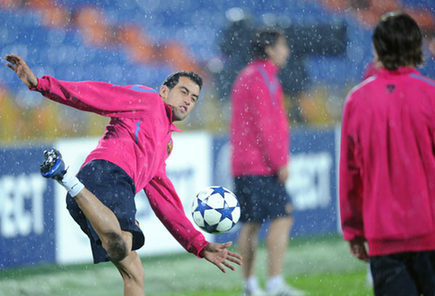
[167,139,173,155]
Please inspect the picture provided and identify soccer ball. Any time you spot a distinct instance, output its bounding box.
[191,186,241,234]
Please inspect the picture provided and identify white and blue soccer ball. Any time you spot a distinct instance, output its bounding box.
[191,186,241,234]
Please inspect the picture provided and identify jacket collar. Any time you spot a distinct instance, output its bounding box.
[252,59,279,76]
[377,66,419,77]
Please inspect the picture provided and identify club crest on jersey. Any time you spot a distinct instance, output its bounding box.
[386,84,396,93]
[167,139,173,155]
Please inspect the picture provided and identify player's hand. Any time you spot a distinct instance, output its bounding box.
[277,165,289,184]
[349,238,369,262]
[5,54,38,88]
[200,241,242,273]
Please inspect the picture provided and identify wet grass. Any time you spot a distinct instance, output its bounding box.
[0,235,372,296]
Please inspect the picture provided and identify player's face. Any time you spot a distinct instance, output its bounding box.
[266,36,290,68]
[160,76,200,121]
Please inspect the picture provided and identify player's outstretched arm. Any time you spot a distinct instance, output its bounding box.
[200,241,242,273]
[5,54,38,88]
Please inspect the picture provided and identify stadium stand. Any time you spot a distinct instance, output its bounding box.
[0,0,433,140]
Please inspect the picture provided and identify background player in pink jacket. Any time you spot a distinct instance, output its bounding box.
[6,54,242,296]
[339,12,435,296]
[230,28,304,296]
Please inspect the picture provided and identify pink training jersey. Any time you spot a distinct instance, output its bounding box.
[339,67,435,256]
[230,60,290,176]
[32,76,208,257]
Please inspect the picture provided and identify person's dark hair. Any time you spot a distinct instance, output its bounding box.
[373,11,423,70]
[163,71,203,90]
[252,28,285,60]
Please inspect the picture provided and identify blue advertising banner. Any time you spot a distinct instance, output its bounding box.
[212,128,338,242]
[0,146,56,269]
[288,128,338,236]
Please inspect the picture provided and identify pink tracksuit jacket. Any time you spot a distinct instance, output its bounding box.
[340,67,435,256]
[230,60,289,176]
[33,76,208,257]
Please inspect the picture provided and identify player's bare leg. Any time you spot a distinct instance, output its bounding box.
[266,216,292,277]
[238,222,262,294]
[113,238,145,296]
[40,149,130,261]
[266,216,305,295]
[73,187,130,261]
[71,192,145,295]
[40,149,145,295]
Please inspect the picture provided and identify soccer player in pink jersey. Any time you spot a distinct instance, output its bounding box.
[230,28,304,296]
[340,12,435,296]
[6,54,242,296]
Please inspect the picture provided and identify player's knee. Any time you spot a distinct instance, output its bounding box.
[104,232,128,262]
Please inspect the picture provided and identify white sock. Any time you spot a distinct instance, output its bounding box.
[244,276,260,292]
[58,169,84,197]
[266,275,284,292]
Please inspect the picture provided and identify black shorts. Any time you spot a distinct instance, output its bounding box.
[234,175,293,223]
[66,160,145,264]
[370,251,435,296]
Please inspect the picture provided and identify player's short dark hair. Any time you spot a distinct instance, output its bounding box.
[163,71,203,90]
[252,28,285,60]
[373,12,423,70]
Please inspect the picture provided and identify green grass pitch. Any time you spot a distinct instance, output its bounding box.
[0,236,373,296]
